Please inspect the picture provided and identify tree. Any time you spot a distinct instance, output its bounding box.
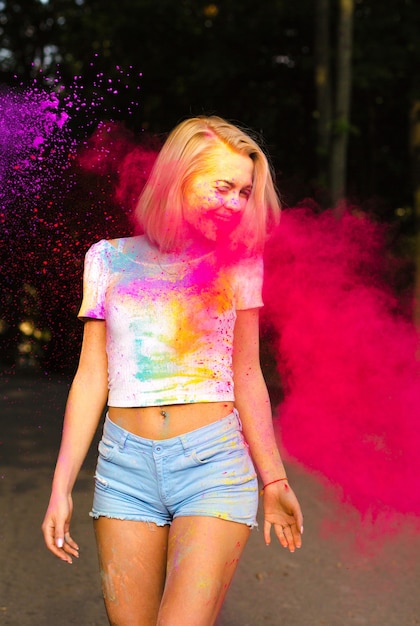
[329,0,354,208]
[410,100,420,326]
[314,0,331,189]
[314,0,354,208]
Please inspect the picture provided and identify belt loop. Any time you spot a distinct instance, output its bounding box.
[119,431,129,450]
[233,407,242,431]
[179,434,190,456]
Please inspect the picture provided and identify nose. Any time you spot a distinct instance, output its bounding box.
[223,191,243,212]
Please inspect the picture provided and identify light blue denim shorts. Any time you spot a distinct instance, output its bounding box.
[90,409,258,527]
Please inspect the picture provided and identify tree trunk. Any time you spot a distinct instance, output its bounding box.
[329,0,354,211]
[409,100,420,329]
[315,0,331,190]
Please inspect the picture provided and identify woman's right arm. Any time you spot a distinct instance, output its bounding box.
[41,319,108,563]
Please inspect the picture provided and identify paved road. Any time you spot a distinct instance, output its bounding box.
[1,371,419,625]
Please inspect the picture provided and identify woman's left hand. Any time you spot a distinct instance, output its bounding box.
[262,480,304,552]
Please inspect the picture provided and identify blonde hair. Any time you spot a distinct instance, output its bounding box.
[134,115,281,252]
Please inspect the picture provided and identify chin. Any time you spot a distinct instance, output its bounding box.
[192,218,240,244]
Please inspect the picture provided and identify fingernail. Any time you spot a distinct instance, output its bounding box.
[56,538,63,548]
[300,526,304,535]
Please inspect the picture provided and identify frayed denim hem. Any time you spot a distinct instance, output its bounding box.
[89,511,170,527]
[172,512,259,530]
[90,510,258,530]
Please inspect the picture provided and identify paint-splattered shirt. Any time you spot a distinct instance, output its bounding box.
[78,237,263,407]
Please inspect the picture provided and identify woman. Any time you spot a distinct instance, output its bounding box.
[42,115,303,625]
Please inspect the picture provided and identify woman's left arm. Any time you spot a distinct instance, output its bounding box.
[232,308,303,552]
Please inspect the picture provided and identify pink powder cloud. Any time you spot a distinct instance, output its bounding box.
[263,205,420,541]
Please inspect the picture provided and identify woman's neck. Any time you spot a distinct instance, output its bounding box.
[144,234,215,263]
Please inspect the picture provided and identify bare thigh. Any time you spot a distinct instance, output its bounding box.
[94,518,169,626]
[157,516,251,626]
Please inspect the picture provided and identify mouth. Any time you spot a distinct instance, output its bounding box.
[213,211,239,223]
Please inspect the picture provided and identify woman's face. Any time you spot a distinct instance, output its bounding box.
[182,142,254,244]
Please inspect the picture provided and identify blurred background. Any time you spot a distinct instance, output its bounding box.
[1,0,419,375]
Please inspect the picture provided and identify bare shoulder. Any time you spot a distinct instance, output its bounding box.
[108,235,157,258]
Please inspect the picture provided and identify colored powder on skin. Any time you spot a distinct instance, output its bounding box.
[262,205,420,546]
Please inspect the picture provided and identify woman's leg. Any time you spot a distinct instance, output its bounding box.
[94,518,169,626]
[157,516,251,626]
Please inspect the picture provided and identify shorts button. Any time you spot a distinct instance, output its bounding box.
[155,445,162,453]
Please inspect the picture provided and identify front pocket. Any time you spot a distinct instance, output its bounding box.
[98,437,117,461]
[94,472,109,489]
[191,435,246,465]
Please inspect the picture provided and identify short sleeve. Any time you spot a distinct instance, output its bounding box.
[232,255,264,310]
[77,240,110,320]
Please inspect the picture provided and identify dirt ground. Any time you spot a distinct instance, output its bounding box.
[1,371,419,626]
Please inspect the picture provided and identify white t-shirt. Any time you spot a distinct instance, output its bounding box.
[78,236,263,407]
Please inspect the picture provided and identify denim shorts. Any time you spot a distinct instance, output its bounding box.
[90,409,258,527]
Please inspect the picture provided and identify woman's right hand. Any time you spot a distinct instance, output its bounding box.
[42,493,79,564]
[41,320,108,564]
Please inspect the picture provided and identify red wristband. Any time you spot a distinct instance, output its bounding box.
[261,477,288,491]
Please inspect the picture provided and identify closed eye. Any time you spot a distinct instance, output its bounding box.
[215,181,253,197]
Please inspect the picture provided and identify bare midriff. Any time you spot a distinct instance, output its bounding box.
[108,401,235,440]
